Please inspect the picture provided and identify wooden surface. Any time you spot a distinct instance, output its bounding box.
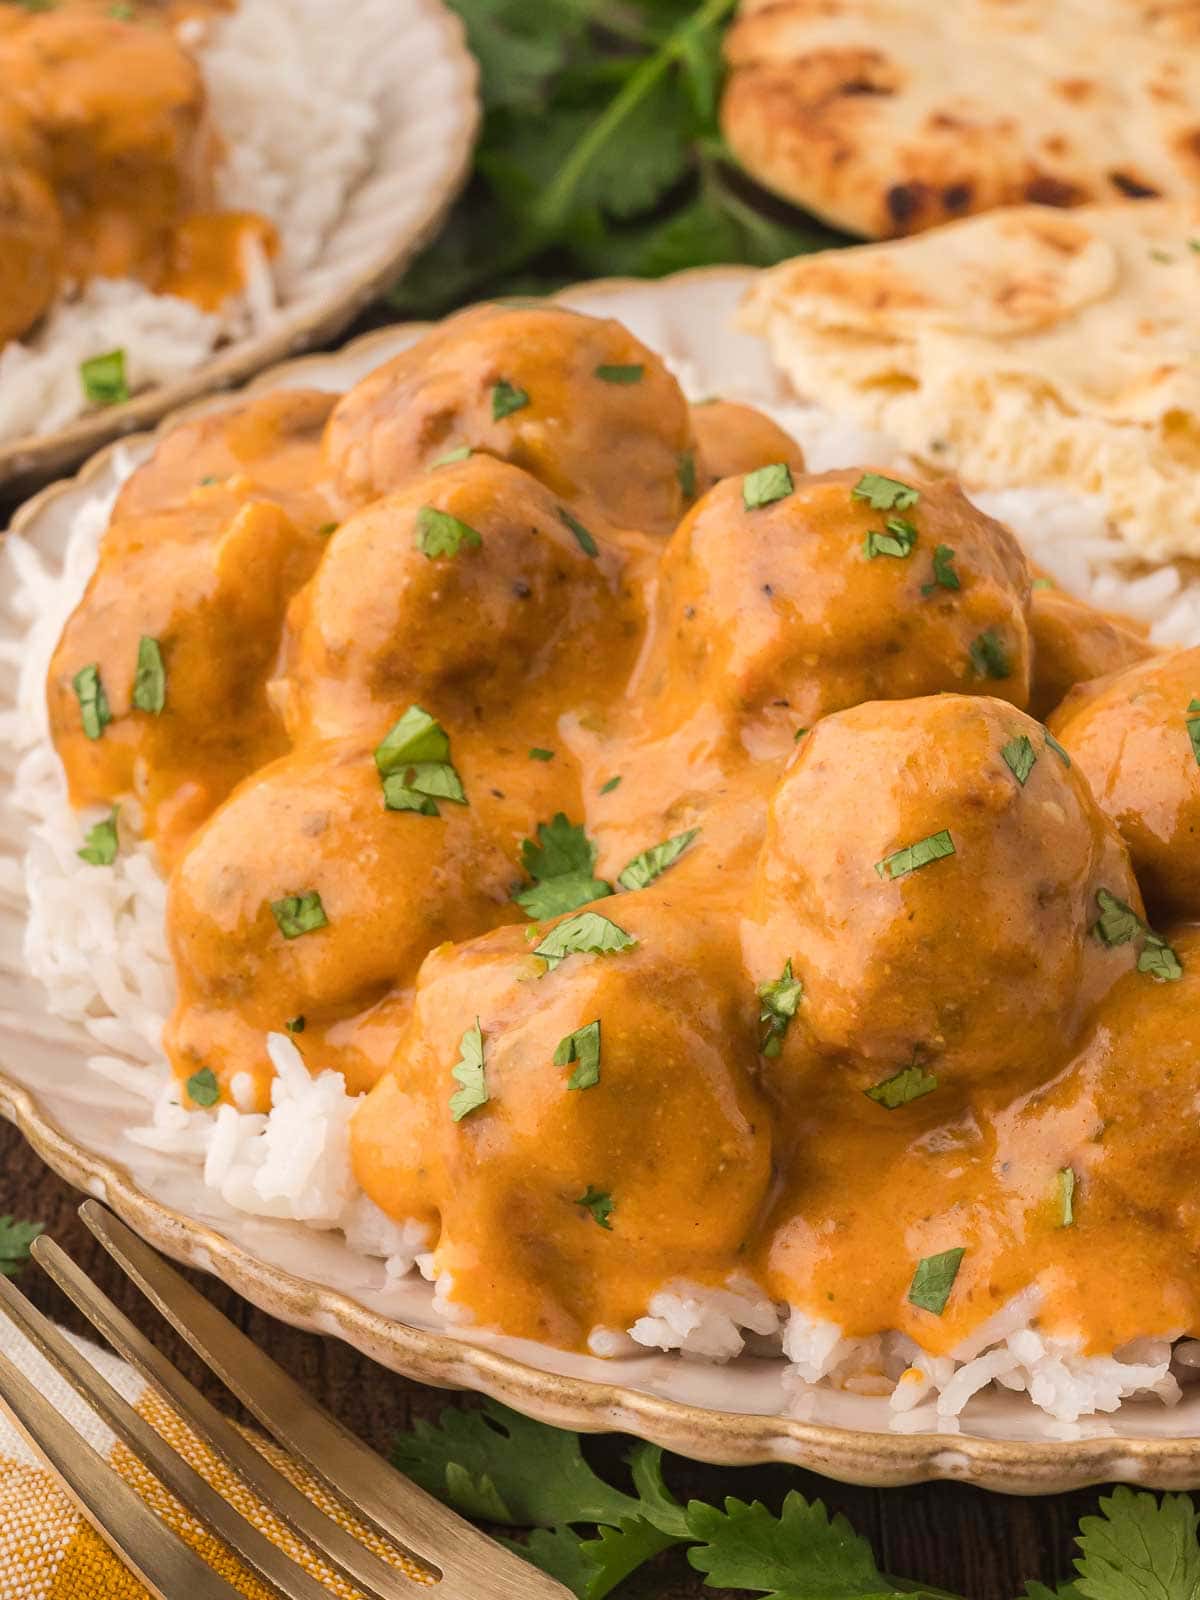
[0,1119,1114,1599]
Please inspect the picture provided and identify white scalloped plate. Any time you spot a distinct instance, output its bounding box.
[4,267,1200,1493]
[0,0,478,493]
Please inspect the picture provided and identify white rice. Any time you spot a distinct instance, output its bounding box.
[0,0,396,442]
[8,385,1200,1430]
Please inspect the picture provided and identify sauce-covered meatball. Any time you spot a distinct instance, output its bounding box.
[689,399,805,491]
[745,695,1144,1092]
[0,109,63,345]
[322,303,696,534]
[278,454,643,744]
[1051,646,1200,917]
[351,897,772,1345]
[640,467,1033,752]
[1029,586,1153,721]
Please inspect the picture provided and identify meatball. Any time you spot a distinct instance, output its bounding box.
[744,695,1144,1092]
[322,303,695,534]
[48,491,326,866]
[1028,586,1153,721]
[1050,646,1200,916]
[689,399,805,491]
[639,467,1033,751]
[351,896,773,1346]
[278,453,642,744]
[0,110,63,344]
[164,731,542,1106]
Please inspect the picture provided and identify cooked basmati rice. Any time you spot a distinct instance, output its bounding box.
[7,373,1200,1431]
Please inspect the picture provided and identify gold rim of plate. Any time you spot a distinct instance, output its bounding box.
[0,0,481,494]
[3,264,1196,1493]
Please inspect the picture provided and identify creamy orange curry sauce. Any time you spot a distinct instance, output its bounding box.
[46,303,1200,1358]
[0,0,270,346]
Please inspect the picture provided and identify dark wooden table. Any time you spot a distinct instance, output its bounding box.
[0,1119,1113,1599]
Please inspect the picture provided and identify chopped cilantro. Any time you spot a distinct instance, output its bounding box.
[534,911,635,972]
[922,543,960,594]
[374,706,465,815]
[865,1063,938,1109]
[677,449,696,499]
[742,462,793,510]
[77,806,119,867]
[1139,932,1183,982]
[491,380,529,420]
[558,505,599,557]
[1032,575,1056,591]
[1058,1167,1075,1228]
[574,1186,613,1230]
[757,960,802,1057]
[514,814,612,919]
[907,1246,965,1315]
[80,349,129,407]
[432,445,473,466]
[186,1067,220,1109]
[875,829,955,881]
[449,1019,488,1122]
[1186,699,1200,767]
[285,1015,306,1033]
[72,663,111,740]
[528,747,555,761]
[594,363,643,384]
[1001,733,1037,786]
[199,474,220,487]
[415,506,483,559]
[616,828,698,891]
[1044,727,1071,766]
[794,727,808,742]
[0,1217,44,1278]
[316,521,339,537]
[599,775,621,794]
[969,628,1011,680]
[132,635,166,715]
[108,1,135,16]
[863,516,917,560]
[1092,888,1143,947]
[553,1019,601,1090]
[270,891,328,940]
[851,472,919,512]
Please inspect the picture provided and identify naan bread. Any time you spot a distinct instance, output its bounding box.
[722,0,1200,239]
[740,201,1200,560]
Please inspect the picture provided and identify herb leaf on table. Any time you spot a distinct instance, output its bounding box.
[0,1215,44,1277]
[1071,1487,1200,1600]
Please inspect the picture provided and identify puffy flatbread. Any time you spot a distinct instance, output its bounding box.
[721,0,1200,239]
[740,200,1200,560]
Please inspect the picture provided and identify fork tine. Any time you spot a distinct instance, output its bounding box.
[0,1269,338,1600]
[78,1201,573,1599]
[0,1336,240,1600]
[33,1234,439,1600]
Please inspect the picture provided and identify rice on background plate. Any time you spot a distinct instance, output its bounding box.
[7,295,1200,1444]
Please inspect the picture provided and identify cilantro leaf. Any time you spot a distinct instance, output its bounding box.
[907,1248,966,1316]
[757,960,802,1058]
[922,544,960,595]
[80,348,129,407]
[132,636,166,714]
[558,505,599,557]
[578,1517,681,1599]
[1072,1487,1200,1600]
[865,1064,938,1110]
[1093,889,1141,947]
[1002,734,1038,786]
[1058,1167,1076,1228]
[374,706,466,816]
[744,462,793,510]
[575,1185,614,1229]
[450,0,584,112]
[515,815,613,919]
[449,1019,489,1122]
[554,1019,602,1090]
[594,363,644,384]
[1187,699,1200,768]
[0,1217,45,1278]
[875,830,955,882]
[186,1067,220,1109]
[617,827,698,890]
[492,379,531,419]
[863,517,917,561]
[969,629,1011,681]
[687,1491,896,1598]
[374,704,450,771]
[517,872,612,919]
[499,1526,598,1599]
[1140,933,1183,983]
[72,663,111,741]
[852,473,919,512]
[270,891,328,940]
[415,505,483,559]
[78,806,120,866]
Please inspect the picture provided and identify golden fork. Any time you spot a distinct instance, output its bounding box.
[0,1199,572,1600]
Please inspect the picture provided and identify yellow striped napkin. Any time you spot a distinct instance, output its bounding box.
[0,1319,431,1597]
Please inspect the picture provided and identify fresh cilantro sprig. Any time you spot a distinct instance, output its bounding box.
[391,0,846,314]
[0,1216,44,1277]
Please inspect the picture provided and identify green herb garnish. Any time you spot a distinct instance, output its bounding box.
[677,449,696,499]
[286,1015,306,1033]
[132,636,166,715]
[574,1186,613,1229]
[553,1019,601,1090]
[851,472,919,512]
[594,363,643,384]
[863,516,917,560]
[449,1019,489,1122]
[432,445,473,466]
[865,1063,938,1109]
[415,506,483,559]
[616,828,697,891]
[558,506,599,557]
[186,1067,220,1109]
[599,775,621,794]
[0,1217,44,1278]
[1058,1167,1075,1228]
[969,628,1011,680]
[1139,932,1184,982]
[108,1,135,17]
[1092,890,1182,982]
[80,349,129,407]
[529,747,554,761]
[316,521,339,537]
[72,663,111,741]
[757,960,802,1058]
[534,911,635,972]
[794,727,808,742]
[374,706,466,815]
[742,462,793,510]
[514,814,612,920]
[491,380,530,420]
[922,543,960,594]
[1186,699,1200,767]
[1043,727,1071,766]
[1001,734,1037,786]
[270,891,328,940]
[1032,575,1055,590]
[907,1246,965,1315]
[875,829,955,881]
[78,806,119,867]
